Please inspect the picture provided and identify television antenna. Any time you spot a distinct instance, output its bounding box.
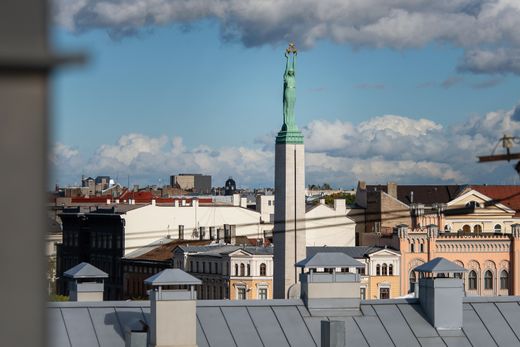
[478,134,520,173]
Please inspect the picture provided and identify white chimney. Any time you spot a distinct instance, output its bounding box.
[151,199,156,206]
[115,199,120,204]
[232,194,240,206]
[333,199,346,213]
[106,198,111,205]
[319,198,325,205]
[144,269,201,347]
[174,200,179,207]
[240,197,247,208]
[63,262,108,302]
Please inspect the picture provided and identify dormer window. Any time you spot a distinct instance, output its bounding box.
[466,201,480,208]
[494,224,502,233]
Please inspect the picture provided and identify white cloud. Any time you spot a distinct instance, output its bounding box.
[53,0,520,74]
[52,105,520,188]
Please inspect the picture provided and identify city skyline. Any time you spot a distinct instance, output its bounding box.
[51,1,520,188]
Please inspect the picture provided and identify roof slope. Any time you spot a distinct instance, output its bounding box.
[63,262,108,279]
[367,185,462,205]
[471,185,520,216]
[48,296,520,347]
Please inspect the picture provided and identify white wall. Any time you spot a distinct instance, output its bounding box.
[305,201,356,247]
[122,204,269,255]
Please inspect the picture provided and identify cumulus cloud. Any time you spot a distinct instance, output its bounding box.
[52,105,520,188]
[53,0,520,74]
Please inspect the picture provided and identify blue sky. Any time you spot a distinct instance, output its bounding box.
[51,1,520,188]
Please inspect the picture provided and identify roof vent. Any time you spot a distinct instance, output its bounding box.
[413,257,467,330]
[144,269,201,347]
[63,262,108,302]
[296,252,364,316]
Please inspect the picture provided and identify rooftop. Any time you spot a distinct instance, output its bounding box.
[366,184,463,205]
[63,262,108,279]
[296,252,364,268]
[144,269,201,286]
[48,296,520,346]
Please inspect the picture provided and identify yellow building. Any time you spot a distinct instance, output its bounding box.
[173,244,273,300]
[307,246,401,300]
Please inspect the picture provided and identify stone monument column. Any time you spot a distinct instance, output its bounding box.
[273,43,306,299]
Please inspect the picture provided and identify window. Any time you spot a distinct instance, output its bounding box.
[389,264,393,276]
[376,264,381,276]
[494,224,502,233]
[202,262,206,273]
[237,287,246,300]
[258,287,268,300]
[178,225,184,239]
[358,266,366,275]
[500,270,509,290]
[409,271,417,293]
[410,243,415,253]
[468,270,477,290]
[235,264,239,276]
[466,201,480,208]
[462,224,471,233]
[247,264,251,276]
[196,262,199,273]
[360,287,366,300]
[484,270,493,290]
[341,267,349,272]
[190,261,193,272]
[379,287,390,299]
[260,263,266,276]
[473,225,482,233]
[419,244,424,253]
[240,263,245,276]
[382,263,387,276]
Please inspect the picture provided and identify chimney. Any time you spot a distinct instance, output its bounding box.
[106,198,111,205]
[232,193,240,206]
[240,197,247,208]
[333,199,346,213]
[174,200,179,207]
[387,182,397,199]
[413,258,467,330]
[63,262,108,302]
[151,199,156,206]
[144,269,201,347]
[321,320,345,347]
[192,199,199,208]
[319,198,326,205]
[296,252,364,316]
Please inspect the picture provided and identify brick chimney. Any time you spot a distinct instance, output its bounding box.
[413,258,467,330]
[144,269,201,347]
[387,182,397,199]
[63,262,108,302]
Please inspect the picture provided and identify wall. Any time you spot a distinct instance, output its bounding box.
[305,202,356,247]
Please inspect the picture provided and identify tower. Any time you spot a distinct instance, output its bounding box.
[273,43,306,298]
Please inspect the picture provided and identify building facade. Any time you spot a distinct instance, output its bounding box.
[173,245,274,300]
[170,173,212,194]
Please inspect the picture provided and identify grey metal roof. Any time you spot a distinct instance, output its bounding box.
[307,245,399,259]
[414,257,468,273]
[144,269,202,286]
[296,252,365,268]
[63,262,108,279]
[47,296,520,347]
[176,244,273,258]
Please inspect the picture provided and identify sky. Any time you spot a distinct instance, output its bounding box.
[51,0,520,189]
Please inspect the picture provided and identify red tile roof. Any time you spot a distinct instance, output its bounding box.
[471,185,520,216]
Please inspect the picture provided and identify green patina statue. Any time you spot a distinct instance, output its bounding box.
[277,43,304,144]
[283,43,297,131]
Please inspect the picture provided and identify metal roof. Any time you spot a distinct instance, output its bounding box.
[296,252,364,268]
[414,257,468,273]
[307,245,398,259]
[144,269,202,286]
[63,262,108,279]
[48,296,520,347]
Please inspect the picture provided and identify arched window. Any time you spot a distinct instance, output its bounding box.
[494,224,502,233]
[462,225,471,233]
[500,270,509,290]
[240,263,245,277]
[196,262,199,273]
[466,201,480,208]
[468,270,477,290]
[410,243,415,253]
[247,264,251,277]
[376,264,381,276]
[389,264,393,276]
[235,264,238,276]
[473,225,482,233]
[484,270,493,290]
[382,263,388,276]
[260,263,266,276]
